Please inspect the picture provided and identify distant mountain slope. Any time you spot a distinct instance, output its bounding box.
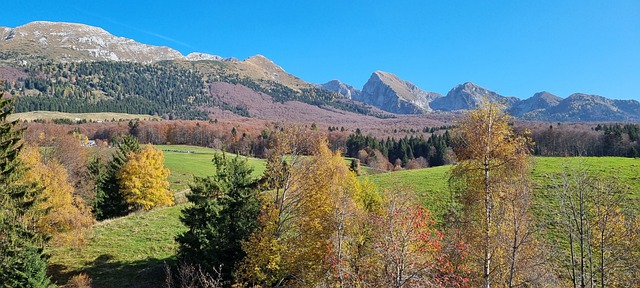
[430,82,518,111]
[527,93,640,121]
[354,71,441,114]
[0,22,313,92]
[0,21,188,63]
[206,82,394,124]
[8,61,210,119]
[508,91,562,117]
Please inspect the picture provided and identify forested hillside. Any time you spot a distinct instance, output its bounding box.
[191,60,393,118]
[3,61,210,119]
[0,59,393,120]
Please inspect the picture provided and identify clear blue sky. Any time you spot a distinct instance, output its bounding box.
[4,1,639,99]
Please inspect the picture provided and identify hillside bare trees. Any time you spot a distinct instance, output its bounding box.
[545,164,640,287]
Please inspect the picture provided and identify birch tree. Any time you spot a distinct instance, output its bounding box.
[450,99,535,287]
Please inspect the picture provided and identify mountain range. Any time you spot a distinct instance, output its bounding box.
[1,21,639,122]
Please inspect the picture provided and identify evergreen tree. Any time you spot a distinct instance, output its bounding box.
[176,153,261,281]
[92,135,140,220]
[0,92,51,287]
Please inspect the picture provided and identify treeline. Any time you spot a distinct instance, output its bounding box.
[346,130,452,169]
[7,61,210,119]
[26,119,456,171]
[529,123,640,157]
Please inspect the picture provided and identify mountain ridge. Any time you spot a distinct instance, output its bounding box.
[1,21,638,122]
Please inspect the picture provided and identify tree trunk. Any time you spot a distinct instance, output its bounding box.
[508,203,518,288]
[484,156,491,288]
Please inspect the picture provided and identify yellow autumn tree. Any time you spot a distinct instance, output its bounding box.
[117,144,172,211]
[450,99,541,287]
[20,145,94,248]
[238,127,369,287]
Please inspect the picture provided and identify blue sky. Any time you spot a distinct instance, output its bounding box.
[4,1,639,99]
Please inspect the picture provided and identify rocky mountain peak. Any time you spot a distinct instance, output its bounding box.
[430,82,518,111]
[455,82,493,96]
[532,91,560,101]
[320,80,361,99]
[184,52,223,61]
[245,54,283,69]
[354,71,441,114]
[509,91,562,117]
[243,55,287,78]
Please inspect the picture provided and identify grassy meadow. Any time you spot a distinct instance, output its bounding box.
[48,205,186,287]
[47,147,640,287]
[158,145,266,196]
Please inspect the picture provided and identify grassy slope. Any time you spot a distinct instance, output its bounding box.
[159,144,266,192]
[8,111,162,122]
[48,205,187,287]
[364,165,452,222]
[49,145,266,287]
[48,152,640,287]
[367,157,640,223]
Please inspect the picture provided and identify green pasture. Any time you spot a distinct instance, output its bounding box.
[363,165,452,222]
[365,157,640,224]
[48,205,187,288]
[158,145,266,193]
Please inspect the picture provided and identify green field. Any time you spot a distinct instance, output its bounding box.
[366,157,640,223]
[47,150,640,287]
[364,165,452,222]
[159,145,266,197]
[531,156,640,192]
[48,205,187,287]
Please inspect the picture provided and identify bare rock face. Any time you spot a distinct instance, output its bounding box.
[355,71,441,114]
[320,80,361,99]
[184,52,223,61]
[430,82,518,111]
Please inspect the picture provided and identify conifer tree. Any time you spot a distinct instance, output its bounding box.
[177,153,260,281]
[0,91,51,287]
[92,135,140,220]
